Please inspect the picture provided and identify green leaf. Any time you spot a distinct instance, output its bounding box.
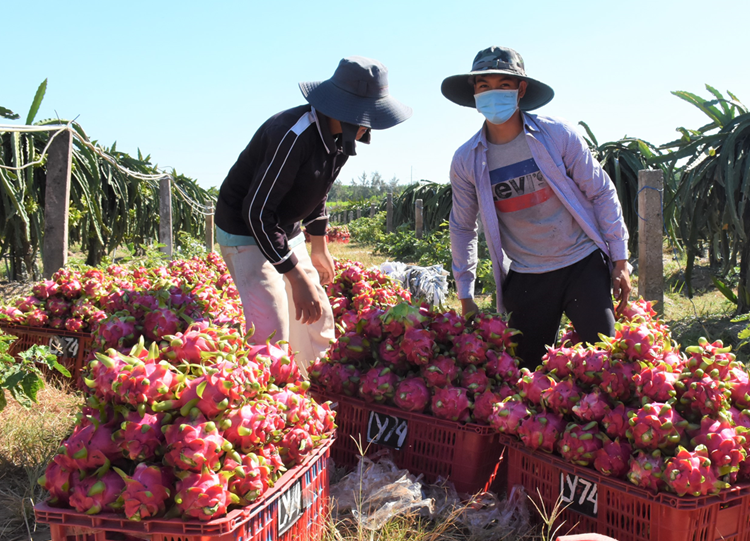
[52,360,71,378]
[0,106,20,120]
[20,372,43,403]
[711,276,738,304]
[25,79,48,125]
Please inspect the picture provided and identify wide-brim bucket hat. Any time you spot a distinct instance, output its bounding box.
[300,56,412,130]
[441,46,554,111]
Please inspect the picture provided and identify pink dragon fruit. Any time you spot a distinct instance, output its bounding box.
[112,411,166,461]
[593,439,632,478]
[15,295,42,312]
[46,296,71,316]
[421,355,461,387]
[64,318,86,332]
[517,411,566,453]
[359,367,399,403]
[620,297,658,322]
[431,386,473,422]
[572,388,612,422]
[49,317,65,329]
[247,341,299,386]
[32,279,59,299]
[627,402,689,452]
[329,331,370,362]
[541,344,574,378]
[60,279,82,299]
[518,369,552,406]
[558,322,581,346]
[38,457,74,506]
[380,303,427,337]
[57,418,122,473]
[114,464,173,521]
[690,415,747,478]
[461,365,490,394]
[634,365,679,403]
[627,450,666,493]
[430,310,465,344]
[474,312,519,349]
[452,332,488,366]
[96,314,137,349]
[271,385,312,426]
[675,372,731,418]
[223,452,275,505]
[223,402,285,453]
[473,387,510,424]
[357,306,385,339]
[485,349,521,383]
[728,366,750,409]
[327,362,362,396]
[541,378,582,416]
[69,470,125,515]
[0,305,24,323]
[684,338,736,380]
[600,359,636,401]
[660,349,687,371]
[601,402,635,439]
[377,336,409,371]
[569,346,609,387]
[173,468,236,521]
[162,326,213,364]
[393,377,431,413]
[612,318,663,362]
[163,410,230,472]
[400,327,436,365]
[111,358,180,408]
[26,308,49,327]
[279,427,314,467]
[664,445,729,496]
[488,397,530,435]
[557,422,604,466]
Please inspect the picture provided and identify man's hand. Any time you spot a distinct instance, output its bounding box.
[460,297,479,319]
[612,259,632,317]
[309,235,335,285]
[286,267,322,324]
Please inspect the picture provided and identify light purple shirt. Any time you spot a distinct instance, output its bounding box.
[449,113,629,313]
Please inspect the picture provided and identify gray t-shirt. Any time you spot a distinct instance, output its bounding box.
[488,131,597,273]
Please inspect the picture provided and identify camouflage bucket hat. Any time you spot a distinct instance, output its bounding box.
[299,56,412,130]
[441,46,554,111]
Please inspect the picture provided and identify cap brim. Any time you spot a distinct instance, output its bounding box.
[299,80,412,130]
[441,70,554,111]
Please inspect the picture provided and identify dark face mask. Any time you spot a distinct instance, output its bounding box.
[339,122,370,156]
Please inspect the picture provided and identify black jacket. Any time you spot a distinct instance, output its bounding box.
[215,105,348,273]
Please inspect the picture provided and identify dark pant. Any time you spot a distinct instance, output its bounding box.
[501,250,616,370]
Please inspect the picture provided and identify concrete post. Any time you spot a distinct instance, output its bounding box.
[370,203,376,218]
[357,208,361,220]
[159,176,173,257]
[415,198,424,239]
[349,211,354,223]
[43,128,72,278]
[638,170,664,314]
[387,193,393,233]
[205,201,215,253]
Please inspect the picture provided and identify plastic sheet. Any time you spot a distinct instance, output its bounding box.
[379,261,449,307]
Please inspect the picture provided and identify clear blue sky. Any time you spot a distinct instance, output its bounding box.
[3,0,748,190]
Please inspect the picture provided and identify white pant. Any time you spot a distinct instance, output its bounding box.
[219,241,334,375]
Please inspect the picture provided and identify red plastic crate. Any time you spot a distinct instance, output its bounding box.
[503,437,750,541]
[34,438,332,541]
[1,323,93,386]
[312,386,505,494]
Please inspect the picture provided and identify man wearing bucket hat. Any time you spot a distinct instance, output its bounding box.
[442,46,631,369]
[215,56,411,372]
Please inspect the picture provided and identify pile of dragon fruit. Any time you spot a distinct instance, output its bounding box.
[489,299,750,497]
[38,324,335,521]
[0,252,243,337]
[303,225,350,244]
[311,261,522,424]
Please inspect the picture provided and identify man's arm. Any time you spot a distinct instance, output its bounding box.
[449,153,481,317]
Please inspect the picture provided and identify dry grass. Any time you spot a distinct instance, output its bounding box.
[0,379,80,541]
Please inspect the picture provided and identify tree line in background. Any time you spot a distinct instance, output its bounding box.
[327,171,412,205]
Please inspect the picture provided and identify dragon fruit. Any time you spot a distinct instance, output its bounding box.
[69,470,125,515]
[569,346,609,387]
[38,457,74,506]
[111,357,180,408]
[421,355,460,388]
[162,327,213,364]
[613,318,662,362]
[329,331,370,362]
[664,445,729,496]
[32,279,59,299]
[247,341,299,386]
[627,402,689,452]
[279,427,314,467]
[431,386,472,422]
[97,315,137,349]
[541,378,581,416]
[65,317,86,332]
[557,422,604,466]
[223,402,285,453]
[15,295,42,312]
[113,411,166,461]
[488,397,530,435]
[359,367,399,403]
[634,365,679,403]
[163,368,240,419]
[377,336,409,371]
[143,307,183,341]
[627,449,666,493]
[572,388,612,423]
[400,327,436,366]
[327,362,362,396]
[461,365,490,394]
[473,387,510,424]
[163,410,230,472]
[620,297,658,321]
[518,369,552,406]
[60,279,82,299]
[393,377,430,413]
[452,332,488,366]
[47,296,71,317]
[474,312,518,349]
[430,310,465,344]
[690,415,747,478]
[675,372,731,418]
[49,317,65,329]
[26,308,49,327]
[600,359,636,401]
[541,344,573,378]
[57,418,122,473]
[224,452,275,505]
[684,338,736,380]
[271,385,312,426]
[593,439,632,478]
[601,402,635,439]
[517,411,566,453]
[115,464,173,521]
[173,468,237,521]
[485,349,521,383]
[380,303,427,337]
[558,322,581,347]
[728,366,750,409]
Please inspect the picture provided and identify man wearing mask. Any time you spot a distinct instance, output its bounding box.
[215,56,412,373]
[442,46,631,369]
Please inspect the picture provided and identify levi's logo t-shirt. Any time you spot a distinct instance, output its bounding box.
[488,131,597,273]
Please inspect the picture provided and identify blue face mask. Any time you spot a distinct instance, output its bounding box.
[474,89,519,125]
